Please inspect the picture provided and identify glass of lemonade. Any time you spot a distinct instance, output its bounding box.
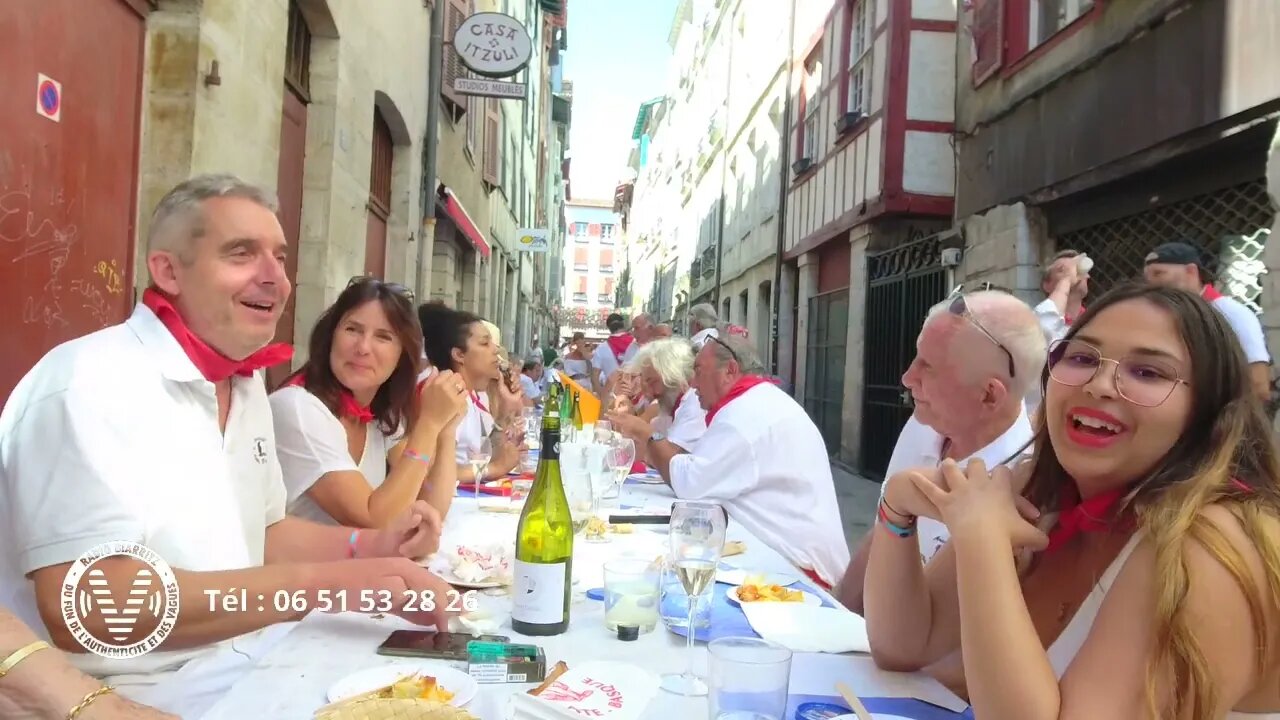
[603,559,660,633]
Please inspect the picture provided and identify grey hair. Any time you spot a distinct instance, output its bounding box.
[925,290,1047,399]
[705,332,765,375]
[688,303,719,331]
[147,173,280,263]
[626,337,695,389]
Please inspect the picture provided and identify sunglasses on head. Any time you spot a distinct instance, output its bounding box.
[347,275,415,304]
[707,333,742,367]
[945,285,1016,379]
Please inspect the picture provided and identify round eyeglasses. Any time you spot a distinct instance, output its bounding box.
[1047,339,1189,407]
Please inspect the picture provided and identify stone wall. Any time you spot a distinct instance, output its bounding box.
[839,225,873,466]
[955,201,1051,304]
[135,0,432,369]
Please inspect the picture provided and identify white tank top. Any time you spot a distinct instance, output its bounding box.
[1045,533,1280,718]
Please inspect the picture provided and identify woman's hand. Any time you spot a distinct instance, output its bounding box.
[416,370,468,429]
[494,373,525,418]
[911,459,1047,551]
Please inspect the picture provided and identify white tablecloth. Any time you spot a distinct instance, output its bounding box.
[200,482,943,719]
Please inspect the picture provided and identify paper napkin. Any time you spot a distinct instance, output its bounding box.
[740,602,871,654]
[507,662,658,720]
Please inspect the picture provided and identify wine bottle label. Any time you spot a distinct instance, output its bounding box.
[511,559,568,625]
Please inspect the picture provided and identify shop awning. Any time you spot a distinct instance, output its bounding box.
[440,186,490,259]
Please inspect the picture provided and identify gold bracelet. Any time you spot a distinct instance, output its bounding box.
[0,640,49,679]
[67,685,114,719]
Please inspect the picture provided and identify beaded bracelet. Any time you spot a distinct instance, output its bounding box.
[67,685,114,719]
[403,448,431,464]
[877,500,917,538]
[347,529,361,559]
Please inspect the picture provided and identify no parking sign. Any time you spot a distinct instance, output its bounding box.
[36,73,61,123]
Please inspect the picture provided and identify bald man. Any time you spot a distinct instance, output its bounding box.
[838,289,1045,615]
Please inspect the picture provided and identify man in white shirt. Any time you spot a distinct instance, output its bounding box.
[837,289,1045,614]
[591,313,638,387]
[636,333,849,588]
[0,175,457,717]
[1025,249,1090,415]
[606,337,707,459]
[1143,240,1273,404]
[688,303,720,350]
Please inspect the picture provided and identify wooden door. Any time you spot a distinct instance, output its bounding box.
[269,86,307,389]
[0,0,146,404]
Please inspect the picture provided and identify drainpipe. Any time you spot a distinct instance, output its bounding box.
[770,0,798,375]
[416,0,447,297]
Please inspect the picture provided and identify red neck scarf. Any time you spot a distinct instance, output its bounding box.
[704,375,776,426]
[143,288,292,383]
[1202,284,1225,301]
[672,389,685,416]
[1064,303,1086,326]
[282,372,375,424]
[606,333,635,362]
[1044,487,1130,552]
[470,390,490,415]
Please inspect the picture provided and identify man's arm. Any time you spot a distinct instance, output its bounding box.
[648,438,688,483]
[1249,362,1272,405]
[836,532,873,615]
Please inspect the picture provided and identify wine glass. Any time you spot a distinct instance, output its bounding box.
[594,420,614,444]
[606,437,636,498]
[468,437,492,497]
[661,500,727,696]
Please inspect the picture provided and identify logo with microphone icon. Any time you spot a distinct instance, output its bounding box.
[60,541,180,659]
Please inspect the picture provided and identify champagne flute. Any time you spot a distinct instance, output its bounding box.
[469,437,492,497]
[661,500,727,696]
[608,437,636,497]
[594,419,614,444]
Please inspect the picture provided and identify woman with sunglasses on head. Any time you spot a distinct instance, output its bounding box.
[419,303,525,485]
[864,282,1280,720]
[269,278,469,528]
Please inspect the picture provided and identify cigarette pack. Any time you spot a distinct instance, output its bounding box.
[466,644,547,684]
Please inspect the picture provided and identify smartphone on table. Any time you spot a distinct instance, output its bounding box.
[376,630,511,661]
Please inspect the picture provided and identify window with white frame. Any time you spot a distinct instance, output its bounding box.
[847,0,871,116]
[802,51,822,161]
[1031,0,1094,49]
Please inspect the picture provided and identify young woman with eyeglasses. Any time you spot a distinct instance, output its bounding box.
[268,278,469,528]
[864,282,1280,719]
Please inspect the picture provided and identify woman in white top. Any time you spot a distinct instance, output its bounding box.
[864,283,1280,719]
[418,302,524,484]
[270,278,468,527]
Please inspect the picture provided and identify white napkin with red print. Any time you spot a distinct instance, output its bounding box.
[507,662,658,720]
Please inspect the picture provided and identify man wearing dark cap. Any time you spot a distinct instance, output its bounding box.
[1144,240,1272,402]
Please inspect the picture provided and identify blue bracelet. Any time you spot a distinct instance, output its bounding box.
[877,501,917,538]
[347,529,360,558]
[403,448,431,464]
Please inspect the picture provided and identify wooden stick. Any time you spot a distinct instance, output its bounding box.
[528,661,569,696]
[835,681,873,720]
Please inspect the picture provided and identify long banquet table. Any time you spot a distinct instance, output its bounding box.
[202,478,970,720]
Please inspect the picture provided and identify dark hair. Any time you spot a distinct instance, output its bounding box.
[285,279,422,436]
[607,313,626,332]
[1024,281,1280,718]
[418,301,482,372]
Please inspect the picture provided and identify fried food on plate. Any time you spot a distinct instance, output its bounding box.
[736,582,804,603]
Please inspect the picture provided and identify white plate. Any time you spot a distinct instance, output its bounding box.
[726,585,822,607]
[715,568,800,587]
[326,662,478,705]
[436,567,508,589]
[831,715,913,720]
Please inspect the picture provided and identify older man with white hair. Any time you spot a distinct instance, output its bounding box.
[687,303,720,349]
[605,338,706,462]
[612,333,849,588]
[839,288,1045,615]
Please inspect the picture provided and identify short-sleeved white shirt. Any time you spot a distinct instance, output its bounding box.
[0,302,288,682]
[455,392,495,464]
[668,382,850,585]
[269,385,401,525]
[879,408,1034,563]
[654,387,706,451]
[1208,292,1271,364]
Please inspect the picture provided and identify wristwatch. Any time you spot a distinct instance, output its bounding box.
[649,431,666,445]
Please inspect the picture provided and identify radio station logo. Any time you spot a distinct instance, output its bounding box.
[61,541,180,659]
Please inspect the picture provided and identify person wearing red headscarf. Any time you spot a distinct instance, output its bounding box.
[0,175,457,717]
[270,278,468,528]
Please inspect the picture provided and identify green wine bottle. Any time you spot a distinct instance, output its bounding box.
[571,390,584,431]
[511,398,573,636]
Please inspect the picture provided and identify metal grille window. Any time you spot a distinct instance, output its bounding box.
[1057,180,1274,313]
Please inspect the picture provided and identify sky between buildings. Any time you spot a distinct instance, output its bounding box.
[564,0,681,201]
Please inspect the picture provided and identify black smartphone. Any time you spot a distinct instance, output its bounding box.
[375,630,511,661]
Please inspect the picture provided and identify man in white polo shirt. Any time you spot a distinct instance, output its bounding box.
[838,289,1044,615]
[606,337,707,460]
[0,175,458,717]
[637,334,849,588]
[1143,240,1273,404]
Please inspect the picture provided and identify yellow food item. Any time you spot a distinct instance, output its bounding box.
[610,523,633,534]
[736,583,804,603]
[381,675,455,704]
[584,516,609,537]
